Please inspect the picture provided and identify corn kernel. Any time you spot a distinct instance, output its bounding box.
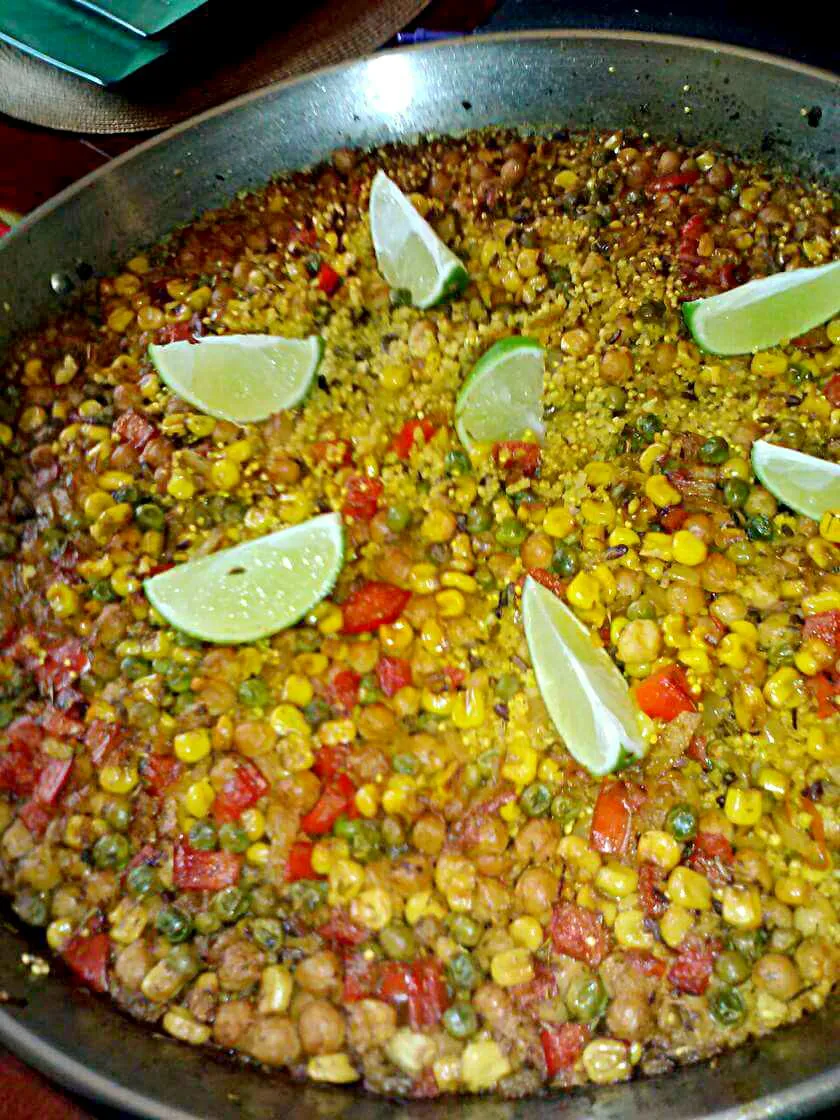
[724,787,763,826]
[645,475,682,508]
[318,718,355,746]
[311,839,348,875]
[501,738,538,786]
[666,866,712,910]
[405,890,446,925]
[83,491,115,520]
[246,842,270,866]
[802,589,840,615]
[46,582,79,618]
[328,858,365,904]
[722,884,763,929]
[355,783,380,818]
[380,618,414,651]
[258,965,293,1014]
[108,898,149,944]
[595,861,639,899]
[107,307,135,333]
[294,652,328,675]
[307,1054,360,1084]
[558,834,602,878]
[111,565,139,598]
[608,526,641,547]
[350,887,393,931]
[567,571,601,611]
[660,903,693,948]
[637,830,681,871]
[543,506,575,538]
[794,637,834,677]
[408,562,440,595]
[240,808,265,842]
[581,499,616,527]
[440,570,477,593]
[614,909,654,950]
[99,764,138,794]
[610,616,629,645]
[819,511,840,543]
[640,531,674,560]
[422,509,457,543]
[173,729,211,763]
[554,169,579,189]
[283,674,314,707]
[638,442,667,473]
[461,1039,511,1092]
[764,666,807,710]
[750,351,788,376]
[491,947,534,987]
[509,916,544,951]
[210,458,241,490]
[806,537,837,570]
[184,779,215,817]
[756,767,787,798]
[671,530,708,566]
[452,688,485,730]
[436,589,466,618]
[381,362,411,390]
[679,647,711,674]
[47,917,75,950]
[421,688,452,716]
[317,605,343,635]
[167,473,195,501]
[718,633,749,670]
[270,704,310,737]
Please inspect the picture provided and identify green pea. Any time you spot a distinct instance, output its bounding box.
[189,819,218,851]
[381,817,405,848]
[474,567,496,592]
[126,864,158,897]
[603,386,627,414]
[0,529,18,557]
[294,628,320,653]
[566,973,608,1022]
[746,515,773,541]
[443,1003,478,1039]
[92,833,130,869]
[156,906,193,944]
[548,265,572,290]
[166,667,193,694]
[494,672,521,701]
[774,420,804,449]
[728,928,768,962]
[211,886,249,924]
[445,449,472,476]
[666,803,697,841]
[551,544,580,577]
[714,950,751,986]
[726,540,754,566]
[349,820,381,863]
[789,364,815,385]
[709,986,746,1027]
[635,414,663,444]
[194,911,222,935]
[627,597,657,621]
[699,436,730,465]
[238,677,271,708]
[390,287,412,307]
[447,950,479,991]
[252,917,284,951]
[303,697,331,728]
[767,641,796,667]
[379,922,416,961]
[41,527,66,556]
[0,702,15,729]
[476,749,500,781]
[167,944,200,979]
[385,503,411,532]
[250,885,277,916]
[551,794,581,824]
[218,823,249,853]
[637,298,666,323]
[722,478,750,508]
[495,518,527,550]
[358,674,381,705]
[520,782,552,818]
[90,579,118,603]
[449,914,482,948]
[117,656,145,685]
[105,801,131,832]
[466,506,492,534]
[136,503,166,531]
[113,484,142,506]
[333,817,360,842]
[393,753,419,775]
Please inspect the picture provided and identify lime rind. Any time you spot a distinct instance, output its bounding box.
[683,260,840,355]
[751,439,840,521]
[144,513,344,644]
[369,170,468,309]
[522,576,646,777]
[455,337,545,452]
[149,334,324,424]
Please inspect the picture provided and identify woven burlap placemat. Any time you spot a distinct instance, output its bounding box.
[0,0,430,133]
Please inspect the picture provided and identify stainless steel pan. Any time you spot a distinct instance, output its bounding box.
[0,30,838,1120]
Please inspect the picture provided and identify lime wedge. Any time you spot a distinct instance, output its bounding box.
[522,577,646,776]
[751,439,840,521]
[149,334,324,424]
[455,337,544,452]
[683,261,840,355]
[144,513,343,644]
[369,170,468,309]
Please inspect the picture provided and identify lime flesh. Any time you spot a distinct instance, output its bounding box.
[522,577,646,776]
[149,334,323,424]
[455,337,544,452]
[683,261,840,355]
[751,439,840,521]
[144,513,344,644]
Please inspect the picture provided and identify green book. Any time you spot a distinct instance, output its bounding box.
[72,1,208,38]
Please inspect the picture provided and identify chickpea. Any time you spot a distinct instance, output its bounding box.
[514,819,560,863]
[298,999,346,1055]
[232,720,276,758]
[347,999,397,1053]
[412,814,447,856]
[710,593,747,625]
[752,953,801,1001]
[650,342,677,375]
[295,950,341,996]
[665,582,706,616]
[114,940,152,991]
[357,703,396,742]
[213,1000,254,1048]
[332,147,357,174]
[241,1016,301,1066]
[795,937,838,985]
[606,990,652,1041]
[500,158,527,188]
[600,348,634,384]
[617,619,662,664]
[429,171,453,199]
[218,940,266,992]
[472,982,513,1028]
[657,150,682,175]
[561,329,594,358]
[700,553,737,593]
[521,532,554,570]
[514,867,559,916]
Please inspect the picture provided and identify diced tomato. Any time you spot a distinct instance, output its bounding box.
[40,706,83,739]
[541,1023,590,1078]
[343,953,378,1002]
[810,671,839,719]
[668,936,716,995]
[285,840,318,882]
[823,374,840,407]
[625,949,666,978]
[300,772,357,835]
[318,910,371,946]
[717,262,744,291]
[492,440,541,478]
[312,745,349,780]
[85,720,123,766]
[141,754,182,796]
[638,861,669,919]
[527,568,567,597]
[391,418,436,460]
[32,757,73,806]
[590,780,635,858]
[648,170,701,194]
[19,797,53,835]
[35,640,89,695]
[678,213,706,252]
[172,838,242,891]
[376,655,413,698]
[112,408,157,451]
[688,831,734,886]
[635,664,696,721]
[443,665,466,691]
[155,322,197,345]
[342,474,383,521]
[342,581,410,634]
[327,668,360,714]
[316,263,341,295]
[6,717,44,752]
[659,506,690,533]
[62,931,109,993]
[378,958,449,1030]
[310,439,352,468]
[212,761,268,823]
[803,610,840,651]
[551,902,612,968]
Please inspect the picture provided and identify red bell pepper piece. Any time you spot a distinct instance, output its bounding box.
[659,506,690,533]
[391,418,436,460]
[803,610,840,651]
[492,440,541,477]
[527,568,567,598]
[285,840,318,882]
[590,780,634,858]
[342,581,410,634]
[212,761,268,823]
[550,902,612,968]
[810,671,839,719]
[63,932,109,993]
[112,408,157,451]
[141,754,182,796]
[378,958,449,1030]
[668,936,716,995]
[300,772,357,835]
[85,720,124,766]
[343,953,378,1002]
[32,757,73,806]
[317,263,341,295]
[327,668,360,714]
[310,438,353,468]
[688,831,734,886]
[540,1023,590,1077]
[6,717,43,752]
[35,640,89,695]
[635,664,696,721]
[312,745,349,780]
[317,910,371,946]
[822,373,840,406]
[625,949,667,978]
[19,800,54,837]
[172,837,242,891]
[40,706,84,740]
[342,474,383,521]
[638,861,668,919]
[155,321,197,345]
[376,655,413,698]
[648,170,701,194]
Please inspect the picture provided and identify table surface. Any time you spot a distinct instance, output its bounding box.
[0,1,836,1116]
